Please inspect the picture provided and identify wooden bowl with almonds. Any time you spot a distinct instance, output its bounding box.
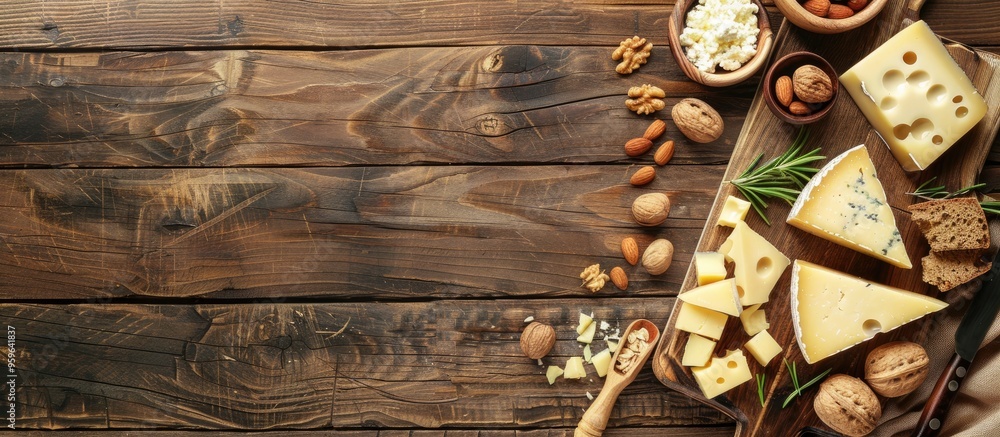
[774,0,889,34]
[762,51,839,124]
[667,0,774,87]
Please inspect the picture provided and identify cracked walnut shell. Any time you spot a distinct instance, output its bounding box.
[612,36,653,75]
[626,84,666,115]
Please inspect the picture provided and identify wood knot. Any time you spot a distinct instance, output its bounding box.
[475,115,509,137]
[481,52,503,72]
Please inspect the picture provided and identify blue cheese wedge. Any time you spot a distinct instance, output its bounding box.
[786,145,912,269]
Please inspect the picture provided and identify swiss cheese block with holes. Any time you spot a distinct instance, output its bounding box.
[790,260,947,364]
[787,145,912,269]
[840,20,987,172]
[691,349,752,399]
[719,220,790,306]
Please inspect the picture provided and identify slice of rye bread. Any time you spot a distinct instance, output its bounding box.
[922,250,992,292]
[908,197,990,252]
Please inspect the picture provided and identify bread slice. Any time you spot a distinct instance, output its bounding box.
[922,250,992,292]
[908,197,990,252]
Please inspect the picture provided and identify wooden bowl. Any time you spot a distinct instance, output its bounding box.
[762,51,839,125]
[774,0,889,34]
[667,0,774,87]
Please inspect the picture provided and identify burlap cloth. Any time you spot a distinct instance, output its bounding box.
[873,277,1000,436]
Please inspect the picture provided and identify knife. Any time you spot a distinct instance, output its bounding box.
[912,219,1000,437]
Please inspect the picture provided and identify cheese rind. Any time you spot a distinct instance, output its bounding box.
[841,20,987,172]
[682,333,717,367]
[744,330,782,366]
[790,260,947,364]
[723,221,791,305]
[717,195,752,228]
[679,278,741,317]
[692,349,752,399]
[675,302,728,340]
[787,145,912,269]
[695,252,728,286]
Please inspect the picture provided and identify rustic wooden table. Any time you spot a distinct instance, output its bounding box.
[0,0,996,435]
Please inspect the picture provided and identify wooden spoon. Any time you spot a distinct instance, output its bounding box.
[574,319,660,437]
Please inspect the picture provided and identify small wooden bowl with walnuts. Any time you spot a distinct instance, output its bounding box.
[775,0,889,34]
[667,0,774,87]
[763,51,839,125]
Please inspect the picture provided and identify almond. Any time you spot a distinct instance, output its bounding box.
[654,140,675,166]
[621,237,639,265]
[643,119,667,141]
[788,100,811,115]
[846,0,868,11]
[630,166,656,186]
[624,137,653,157]
[609,267,628,290]
[775,75,794,107]
[827,4,855,19]
[802,0,830,17]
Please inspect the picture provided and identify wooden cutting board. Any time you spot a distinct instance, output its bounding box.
[651,0,1000,435]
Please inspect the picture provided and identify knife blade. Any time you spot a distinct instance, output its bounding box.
[912,219,1000,437]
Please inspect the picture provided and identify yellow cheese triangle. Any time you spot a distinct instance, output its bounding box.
[723,221,791,306]
[679,279,741,317]
[787,145,912,269]
[790,260,946,364]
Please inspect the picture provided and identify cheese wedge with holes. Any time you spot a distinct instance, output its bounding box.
[721,221,791,306]
[692,349,752,399]
[841,20,987,172]
[679,278,741,317]
[787,145,912,269]
[790,260,947,364]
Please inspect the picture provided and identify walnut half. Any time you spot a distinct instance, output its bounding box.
[612,36,653,75]
[625,84,666,115]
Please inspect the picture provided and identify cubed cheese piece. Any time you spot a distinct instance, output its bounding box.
[607,339,619,353]
[546,365,564,384]
[563,357,586,379]
[841,20,987,172]
[679,278,741,317]
[787,145,911,269]
[791,260,947,364]
[682,333,717,367]
[717,195,752,227]
[744,330,782,366]
[740,303,769,336]
[721,221,791,306]
[695,252,728,285]
[576,312,594,335]
[692,349,753,399]
[591,349,612,377]
[674,302,728,340]
[577,320,597,344]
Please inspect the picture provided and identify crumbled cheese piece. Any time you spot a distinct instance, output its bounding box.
[524,316,535,323]
[599,321,610,331]
[678,0,760,73]
[586,391,595,401]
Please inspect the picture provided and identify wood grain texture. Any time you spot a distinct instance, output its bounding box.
[653,1,1000,436]
[0,299,729,430]
[0,1,784,50]
[0,47,755,168]
[15,428,738,437]
[0,166,719,299]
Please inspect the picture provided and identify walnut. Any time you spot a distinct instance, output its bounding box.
[671,98,724,143]
[612,36,653,75]
[641,239,674,275]
[864,341,930,397]
[631,192,671,226]
[520,322,556,360]
[579,264,610,292]
[792,65,834,103]
[814,374,881,437]
[626,84,666,115]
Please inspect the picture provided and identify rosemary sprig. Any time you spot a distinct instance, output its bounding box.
[981,201,1000,216]
[907,177,986,200]
[781,359,831,408]
[727,127,825,225]
[755,373,766,407]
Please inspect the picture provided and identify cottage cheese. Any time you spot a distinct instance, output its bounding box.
[678,0,760,74]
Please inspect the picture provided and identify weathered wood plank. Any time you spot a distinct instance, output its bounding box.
[0,47,753,168]
[0,1,783,50]
[0,166,720,299]
[0,299,729,430]
[16,427,738,436]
